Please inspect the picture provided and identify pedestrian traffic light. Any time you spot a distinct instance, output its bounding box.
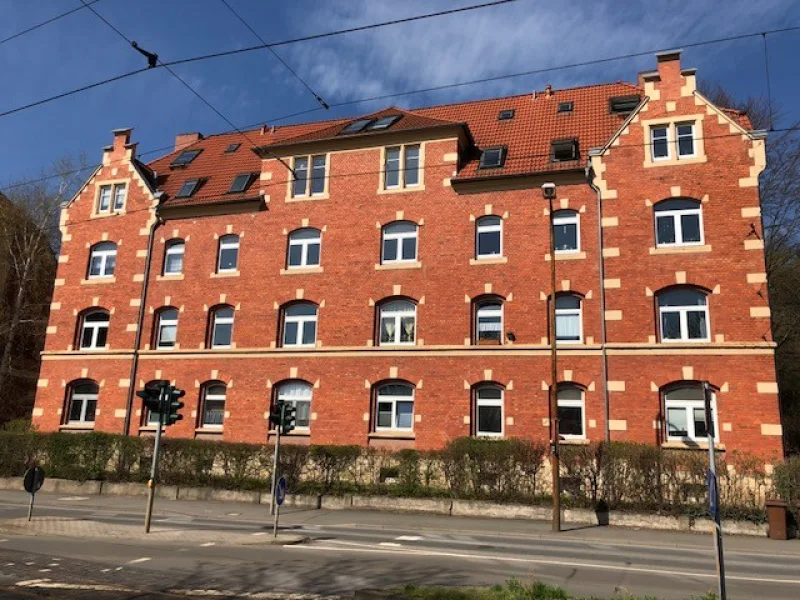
[281,404,296,435]
[165,385,185,426]
[136,380,166,413]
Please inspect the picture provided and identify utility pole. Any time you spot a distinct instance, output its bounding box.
[704,381,727,600]
[542,183,561,533]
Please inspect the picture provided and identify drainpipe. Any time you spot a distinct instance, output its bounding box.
[123,194,164,436]
[586,152,611,444]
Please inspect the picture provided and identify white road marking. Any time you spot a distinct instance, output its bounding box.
[101,568,111,573]
[114,566,123,571]
[290,543,800,586]
[24,562,34,566]
[47,563,59,567]
[200,542,216,547]
[5,563,14,566]
[127,557,151,565]
[226,512,240,516]
[16,578,133,592]
[38,569,51,573]
[0,539,8,543]
[57,496,90,501]
[378,542,402,547]
[251,532,268,536]
[395,535,422,541]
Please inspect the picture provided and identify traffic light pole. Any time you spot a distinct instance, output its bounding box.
[269,403,284,516]
[704,382,727,600]
[144,384,166,534]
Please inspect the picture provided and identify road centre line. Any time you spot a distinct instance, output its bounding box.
[289,542,800,586]
[127,557,151,564]
[16,578,134,592]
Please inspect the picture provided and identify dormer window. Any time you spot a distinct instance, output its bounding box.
[224,143,241,154]
[176,179,201,198]
[551,139,579,162]
[170,149,201,167]
[609,95,640,114]
[497,109,515,121]
[558,102,574,113]
[227,173,254,194]
[367,115,401,131]
[479,147,506,169]
[339,119,372,135]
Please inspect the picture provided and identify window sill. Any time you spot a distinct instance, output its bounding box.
[138,426,165,433]
[545,252,586,261]
[377,184,426,195]
[644,155,708,169]
[156,273,185,281]
[369,431,415,440]
[286,193,329,203]
[470,256,507,265]
[662,441,725,451]
[80,277,116,285]
[60,423,95,431]
[649,244,712,255]
[195,427,223,434]
[90,211,126,219]
[280,266,323,275]
[268,429,310,437]
[210,270,240,278]
[375,261,422,271]
[559,438,590,445]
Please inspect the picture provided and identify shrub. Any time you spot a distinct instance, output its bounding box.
[774,456,800,519]
[308,444,360,493]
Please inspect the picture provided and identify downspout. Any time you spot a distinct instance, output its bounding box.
[123,193,164,436]
[586,152,611,444]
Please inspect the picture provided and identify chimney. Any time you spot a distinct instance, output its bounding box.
[174,132,203,152]
[656,49,682,83]
[545,84,552,97]
[104,128,136,163]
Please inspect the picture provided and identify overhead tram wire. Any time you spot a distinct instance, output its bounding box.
[218,0,329,110]
[0,0,519,119]
[0,0,103,46]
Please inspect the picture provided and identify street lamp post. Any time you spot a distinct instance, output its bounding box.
[542,182,561,533]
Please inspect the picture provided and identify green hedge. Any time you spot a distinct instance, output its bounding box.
[0,431,775,521]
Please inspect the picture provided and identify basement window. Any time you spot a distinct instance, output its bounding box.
[224,143,241,154]
[170,149,202,167]
[551,139,579,162]
[479,146,506,169]
[558,101,574,113]
[609,95,641,114]
[228,173,254,194]
[176,179,201,198]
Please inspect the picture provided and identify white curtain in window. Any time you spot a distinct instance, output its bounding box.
[556,314,580,338]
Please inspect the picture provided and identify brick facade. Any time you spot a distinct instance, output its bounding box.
[33,52,784,463]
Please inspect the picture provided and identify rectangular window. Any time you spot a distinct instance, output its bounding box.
[676,123,695,157]
[311,156,326,195]
[404,145,420,186]
[113,184,127,210]
[98,185,112,212]
[651,126,670,160]
[383,145,420,190]
[176,179,200,198]
[665,386,716,442]
[228,173,253,194]
[479,147,506,169]
[551,139,578,162]
[292,155,326,197]
[476,216,502,258]
[553,212,579,253]
[557,387,585,438]
[164,242,184,275]
[292,157,308,197]
[385,148,401,188]
[476,388,503,436]
[217,236,239,272]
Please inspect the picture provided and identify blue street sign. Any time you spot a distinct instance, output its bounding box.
[275,475,287,506]
[706,469,718,520]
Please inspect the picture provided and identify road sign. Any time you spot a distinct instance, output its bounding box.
[23,467,44,494]
[276,476,287,506]
[707,469,719,520]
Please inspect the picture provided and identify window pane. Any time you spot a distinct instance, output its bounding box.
[667,407,688,437]
[214,323,232,347]
[658,289,706,307]
[656,215,676,245]
[293,158,308,196]
[380,317,395,343]
[400,316,415,342]
[677,125,694,156]
[404,146,420,186]
[113,185,126,209]
[661,312,681,340]
[556,295,581,310]
[89,256,103,276]
[652,127,669,158]
[296,400,311,427]
[694,407,709,438]
[681,214,701,243]
[686,310,707,340]
[385,148,400,187]
[85,399,97,422]
[383,238,398,262]
[306,243,320,266]
[160,324,177,345]
[288,244,303,267]
[477,387,502,400]
[554,223,577,251]
[284,321,298,346]
[377,402,393,428]
[478,405,502,434]
[558,406,583,436]
[69,398,84,421]
[96,325,108,348]
[311,156,326,195]
[478,316,502,341]
[219,248,238,270]
[477,231,501,256]
[301,321,316,345]
[396,401,413,428]
[105,254,116,276]
[98,186,111,210]
[401,237,416,260]
[556,313,581,341]
[165,252,183,274]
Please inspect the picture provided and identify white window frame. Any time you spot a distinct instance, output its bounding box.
[676,122,696,158]
[557,386,586,440]
[375,385,415,432]
[475,386,504,437]
[88,242,117,279]
[156,309,178,350]
[283,303,318,347]
[211,307,234,349]
[381,222,418,264]
[79,310,109,350]
[201,384,226,429]
[67,383,98,424]
[651,122,698,162]
[658,290,710,343]
[164,239,185,275]
[97,185,112,213]
[475,216,503,259]
[217,235,239,273]
[553,210,580,254]
[475,301,503,344]
[292,154,327,197]
[113,183,127,211]
[276,381,312,431]
[655,202,704,248]
[665,386,718,443]
[379,300,416,346]
[555,295,583,344]
[651,125,671,161]
[287,229,322,268]
[383,145,421,190]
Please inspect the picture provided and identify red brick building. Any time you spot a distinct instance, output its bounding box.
[32,51,784,463]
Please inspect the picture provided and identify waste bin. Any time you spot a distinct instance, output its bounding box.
[766,498,788,540]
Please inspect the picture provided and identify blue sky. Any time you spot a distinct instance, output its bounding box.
[1,0,799,188]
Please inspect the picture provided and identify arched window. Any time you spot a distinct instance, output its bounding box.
[381,221,418,264]
[154,308,178,349]
[209,306,234,348]
[555,294,582,344]
[276,381,312,430]
[78,309,110,350]
[475,385,503,436]
[66,380,98,424]
[200,382,226,428]
[217,234,239,273]
[553,210,579,253]
[87,242,117,278]
[475,216,502,259]
[654,198,703,247]
[664,383,717,442]
[287,228,322,269]
[282,303,318,347]
[557,384,585,439]
[658,288,709,342]
[378,299,416,345]
[475,299,503,345]
[163,239,185,275]
[375,383,414,431]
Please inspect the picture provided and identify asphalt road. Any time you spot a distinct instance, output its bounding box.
[0,491,798,599]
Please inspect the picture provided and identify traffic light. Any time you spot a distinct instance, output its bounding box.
[269,403,282,429]
[281,404,296,435]
[165,386,185,426]
[136,380,167,414]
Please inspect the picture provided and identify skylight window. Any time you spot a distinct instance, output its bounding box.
[224,143,241,154]
[558,102,574,113]
[366,115,401,131]
[170,149,201,167]
[498,109,515,121]
[609,95,641,114]
[228,173,254,194]
[479,147,506,169]
[552,139,579,162]
[176,179,201,198]
[339,119,373,135]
